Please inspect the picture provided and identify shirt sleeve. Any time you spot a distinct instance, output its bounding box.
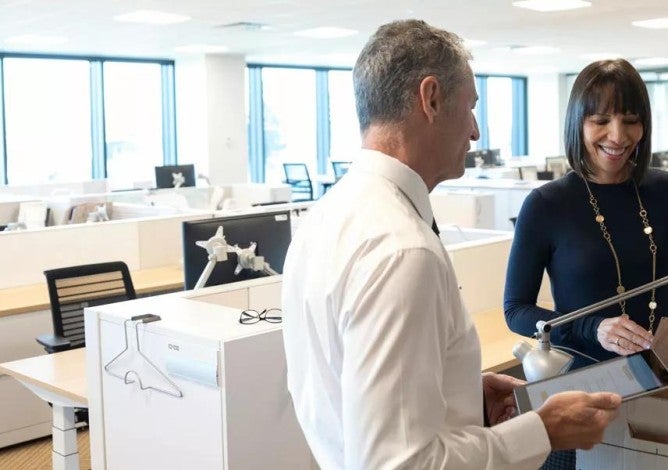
[504,190,560,337]
[341,246,550,470]
[504,189,605,349]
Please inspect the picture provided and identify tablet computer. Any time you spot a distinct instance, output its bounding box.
[514,321,668,413]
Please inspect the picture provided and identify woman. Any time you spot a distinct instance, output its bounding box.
[504,59,668,468]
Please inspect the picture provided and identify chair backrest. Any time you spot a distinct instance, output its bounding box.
[537,170,554,181]
[44,261,136,350]
[282,163,313,201]
[331,161,351,179]
[283,163,310,183]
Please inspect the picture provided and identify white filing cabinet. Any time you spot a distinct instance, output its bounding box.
[85,284,312,470]
[429,190,495,229]
[578,397,668,468]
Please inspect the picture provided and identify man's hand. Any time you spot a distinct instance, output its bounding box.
[482,372,525,425]
[536,391,621,450]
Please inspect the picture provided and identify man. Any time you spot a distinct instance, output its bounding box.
[282,19,620,469]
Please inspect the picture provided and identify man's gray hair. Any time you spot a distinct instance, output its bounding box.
[353,19,472,132]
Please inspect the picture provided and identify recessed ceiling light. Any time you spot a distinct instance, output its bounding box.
[513,0,591,12]
[293,27,358,39]
[113,10,191,26]
[4,34,68,45]
[634,57,668,67]
[463,39,487,49]
[632,17,668,29]
[174,44,230,54]
[512,46,560,55]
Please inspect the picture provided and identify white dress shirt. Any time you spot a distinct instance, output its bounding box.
[282,149,551,469]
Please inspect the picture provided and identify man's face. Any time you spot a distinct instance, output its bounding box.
[436,68,480,181]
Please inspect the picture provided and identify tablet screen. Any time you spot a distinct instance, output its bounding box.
[515,348,668,413]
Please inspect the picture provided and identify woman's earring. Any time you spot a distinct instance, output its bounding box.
[629,146,639,167]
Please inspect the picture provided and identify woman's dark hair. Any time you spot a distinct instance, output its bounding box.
[564,59,651,183]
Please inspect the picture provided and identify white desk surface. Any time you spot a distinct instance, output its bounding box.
[0,307,526,409]
[437,177,547,191]
[473,308,534,373]
[0,348,87,405]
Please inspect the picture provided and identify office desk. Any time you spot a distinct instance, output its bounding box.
[0,306,527,469]
[0,264,184,318]
[0,348,87,470]
[473,308,534,373]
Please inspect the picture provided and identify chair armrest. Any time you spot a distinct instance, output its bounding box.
[35,334,72,353]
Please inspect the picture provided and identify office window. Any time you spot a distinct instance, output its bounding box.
[646,81,668,152]
[476,75,527,158]
[328,70,361,161]
[247,67,529,182]
[486,77,514,157]
[103,62,164,190]
[3,58,92,184]
[261,68,317,184]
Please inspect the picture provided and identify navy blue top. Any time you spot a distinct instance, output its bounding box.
[504,169,668,369]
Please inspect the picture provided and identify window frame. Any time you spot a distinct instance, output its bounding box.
[247,64,529,183]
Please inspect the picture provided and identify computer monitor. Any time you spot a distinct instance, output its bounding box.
[482,148,502,167]
[650,151,668,169]
[465,151,478,168]
[182,210,292,290]
[155,164,196,189]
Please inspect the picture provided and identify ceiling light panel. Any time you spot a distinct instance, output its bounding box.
[632,18,668,29]
[512,0,591,12]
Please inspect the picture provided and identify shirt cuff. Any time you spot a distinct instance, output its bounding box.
[491,411,551,468]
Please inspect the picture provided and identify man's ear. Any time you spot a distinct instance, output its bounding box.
[419,76,443,123]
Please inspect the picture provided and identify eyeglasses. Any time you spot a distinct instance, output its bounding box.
[239,308,283,324]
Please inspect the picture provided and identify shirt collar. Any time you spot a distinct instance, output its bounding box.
[352,149,434,226]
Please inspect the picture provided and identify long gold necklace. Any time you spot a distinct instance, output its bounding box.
[583,178,658,333]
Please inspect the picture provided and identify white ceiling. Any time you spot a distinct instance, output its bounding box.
[1,0,668,75]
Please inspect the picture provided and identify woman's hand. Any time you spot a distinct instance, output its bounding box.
[482,372,523,425]
[597,315,653,355]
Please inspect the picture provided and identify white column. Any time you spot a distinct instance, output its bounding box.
[527,73,567,159]
[175,54,248,186]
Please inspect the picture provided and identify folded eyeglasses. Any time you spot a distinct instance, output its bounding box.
[239,308,283,324]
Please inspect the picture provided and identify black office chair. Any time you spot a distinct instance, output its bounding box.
[282,163,314,201]
[537,170,554,181]
[36,261,136,426]
[37,261,136,353]
[331,161,351,180]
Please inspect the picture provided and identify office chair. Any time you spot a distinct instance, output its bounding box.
[282,163,314,201]
[37,261,136,354]
[537,170,554,181]
[331,161,351,180]
[36,261,136,426]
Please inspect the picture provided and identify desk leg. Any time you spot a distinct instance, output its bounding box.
[52,404,79,470]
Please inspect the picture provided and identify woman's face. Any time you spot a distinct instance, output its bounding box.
[582,110,643,184]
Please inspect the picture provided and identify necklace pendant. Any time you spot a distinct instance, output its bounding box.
[595,214,604,223]
[649,301,657,310]
[617,285,626,294]
[644,226,653,235]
